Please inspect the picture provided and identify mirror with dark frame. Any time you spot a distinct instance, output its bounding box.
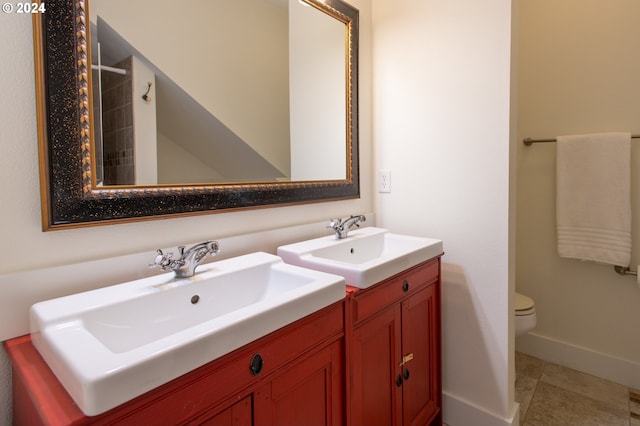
[34,0,359,230]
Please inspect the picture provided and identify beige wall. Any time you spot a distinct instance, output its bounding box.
[516,0,640,388]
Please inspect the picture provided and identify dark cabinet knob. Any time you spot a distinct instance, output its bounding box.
[396,374,403,387]
[402,280,410,292]
[250,353,264,376]
[404,368,410,380]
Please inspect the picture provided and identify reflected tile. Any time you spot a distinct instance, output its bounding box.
[516,375,537,421]
[516,352,545,380]
[540,363,629,412]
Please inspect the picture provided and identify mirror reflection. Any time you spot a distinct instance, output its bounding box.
[89,0,347,186]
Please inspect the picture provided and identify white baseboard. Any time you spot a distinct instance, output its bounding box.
[516,332,640,389]
[443,391,520,426]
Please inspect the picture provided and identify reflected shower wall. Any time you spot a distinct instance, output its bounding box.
[99,57,134,185]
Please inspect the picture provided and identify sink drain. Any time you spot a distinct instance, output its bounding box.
[191,295,200,304]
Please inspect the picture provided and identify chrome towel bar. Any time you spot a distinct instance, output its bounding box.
[524,135,640,146]
[614,265,637,276]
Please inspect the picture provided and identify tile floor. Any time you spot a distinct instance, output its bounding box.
[516,351,638,425]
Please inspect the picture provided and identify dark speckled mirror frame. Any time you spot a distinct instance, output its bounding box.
[34,0,359,230]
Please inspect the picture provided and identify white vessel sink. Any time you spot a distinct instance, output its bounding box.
[277,227,443,288]
[30,252,345,416]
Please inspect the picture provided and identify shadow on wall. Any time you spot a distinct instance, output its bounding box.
[441,262,510,422]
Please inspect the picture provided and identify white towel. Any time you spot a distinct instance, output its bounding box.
[556,132,632,266]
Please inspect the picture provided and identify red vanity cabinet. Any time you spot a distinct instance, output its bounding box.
[6,257,442,426]
[346,257,442,426]
[5,300,345,426]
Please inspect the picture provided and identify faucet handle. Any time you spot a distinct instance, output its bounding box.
[205,240,220,255]
[149,247,184,271]
[327,218,341,229]
[149,249,175,271]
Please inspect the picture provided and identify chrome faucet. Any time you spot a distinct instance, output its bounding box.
[150,240,220,278]
[328,215,366,239]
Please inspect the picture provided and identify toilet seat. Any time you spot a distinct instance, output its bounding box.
[515,292,535,316]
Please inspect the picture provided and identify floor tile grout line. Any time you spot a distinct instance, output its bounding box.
[521,359,546,424]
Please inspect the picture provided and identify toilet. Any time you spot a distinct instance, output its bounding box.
[515,292,536,337]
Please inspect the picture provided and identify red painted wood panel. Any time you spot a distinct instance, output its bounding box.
[255,339,344,426]
[349,305,403,426]
[199,395,252,426]
[402,285,438,425]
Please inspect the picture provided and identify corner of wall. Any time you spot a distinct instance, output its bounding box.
[443,391,520,426]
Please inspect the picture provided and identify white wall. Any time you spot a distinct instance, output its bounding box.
[516,0,640,389]
[0,2,372,424]
[372,0,517,425]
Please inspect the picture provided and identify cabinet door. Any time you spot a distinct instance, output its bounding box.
[401,284,439,426]
[350,306,403,426]
[254,339,344,426]
[198,395,252,426]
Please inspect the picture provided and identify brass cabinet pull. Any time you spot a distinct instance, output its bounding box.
[399,353,414,367]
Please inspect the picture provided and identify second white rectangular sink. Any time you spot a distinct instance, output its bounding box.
[30,252,345,416]
[277,227,443,288]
